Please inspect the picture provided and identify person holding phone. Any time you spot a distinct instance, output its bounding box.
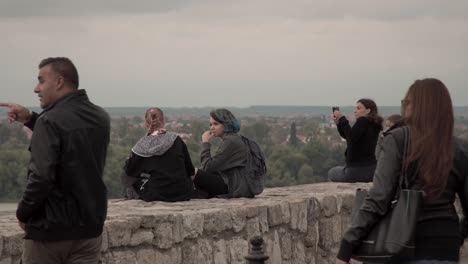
[328,99,383,182]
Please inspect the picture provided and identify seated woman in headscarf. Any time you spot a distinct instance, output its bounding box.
[193,108,253,198]
[121,107,194,202]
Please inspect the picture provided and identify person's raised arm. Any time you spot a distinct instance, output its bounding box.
[0,102,37,130]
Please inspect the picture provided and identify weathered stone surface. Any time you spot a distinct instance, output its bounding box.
[135,247,155,264]
[2,233,22,257]
[0,236,3,259]
[203,209,232,233]
[130,230,154,246]
[290,200,308,232]
[229,237,248,264]
[182,239,212,264]
[109,250,137,264]
[154,247,182,264]
[246,217,261,239]
[182,213,204,239]
[320,195,337,217]
[106,218,141,247]
[101,228,109,252]
[0,257,11,264]
[0,183,379,264]
[318,215,342,252]
[279,228,292,260]
[153,222,173,249]
[231,209,247,233]
[173,214,184,243]
[213,239,228,264]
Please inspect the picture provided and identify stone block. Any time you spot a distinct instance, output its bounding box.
[213,239,228,264]
[318,215,342,251]
[268,202,290,227]
[0,236,3,259]
[320,196,337,217]
[109,249,137,264]
[231,209,247,233]
[292,240,306,263]
[182,213,204,239]
[182,239,213,264]
[130,230,154,246]
[2,233,22,257]
[106,220,133,247]
[305,222,319,249]
[265,231,282,264]
[258,206,269,233]
[173,214,184,243]
[203,210,232,233]
[155,247,182,264]
[290,200,308,232]
[308,198,321,223]
[229,237,248,264]
[135,248,156,264]
[0,257,11,264]
[153,222,173,249]
[101,228,109,252]
[279,228,292,260]
[339,194,355,214]
[246,217,261,239]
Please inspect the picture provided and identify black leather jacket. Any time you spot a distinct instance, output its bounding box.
[16,90,110,241]
[338,127,468,262]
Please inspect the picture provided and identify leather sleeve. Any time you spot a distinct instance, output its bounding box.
[337,131,403,261]
[16,116,59,222]
[24,111,39,131]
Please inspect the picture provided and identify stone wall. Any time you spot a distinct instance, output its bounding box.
[0,183,466,264]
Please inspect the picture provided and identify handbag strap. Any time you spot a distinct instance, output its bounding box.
[395,126,410,198]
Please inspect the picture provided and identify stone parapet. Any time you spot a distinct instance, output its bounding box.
[1,182,466,264]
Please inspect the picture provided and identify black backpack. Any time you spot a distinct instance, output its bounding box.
[240,136,267,195]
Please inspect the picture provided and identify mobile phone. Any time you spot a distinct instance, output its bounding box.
[332,106,340,112]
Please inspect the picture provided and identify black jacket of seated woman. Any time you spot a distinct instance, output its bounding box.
[328,98,383,183]
[121,108,194,202]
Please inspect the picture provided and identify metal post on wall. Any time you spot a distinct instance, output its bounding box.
[245,236,269,264]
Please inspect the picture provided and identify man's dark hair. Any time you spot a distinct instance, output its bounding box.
[39,57,79,89]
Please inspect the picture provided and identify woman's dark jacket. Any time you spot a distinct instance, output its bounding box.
[337,127,468,262]
[200,134,251,198]
[123,132,194,202]
[337,116,381,167]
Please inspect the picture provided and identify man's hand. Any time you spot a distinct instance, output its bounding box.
[18,221,26,231]
[0,102,32,124]
[201,131,214,143]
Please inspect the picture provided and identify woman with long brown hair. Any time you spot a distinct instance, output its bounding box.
[336,78,468,263]
[329,98,383,182]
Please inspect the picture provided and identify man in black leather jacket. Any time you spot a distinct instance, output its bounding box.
[0,57,110,264]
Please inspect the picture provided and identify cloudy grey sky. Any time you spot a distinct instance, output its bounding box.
[1,0,467,107]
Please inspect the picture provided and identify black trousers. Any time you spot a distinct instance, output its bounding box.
[193,169,228,198]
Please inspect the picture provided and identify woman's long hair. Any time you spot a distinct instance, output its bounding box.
[402,78,454,198]
[145,107,164,131]
[357,98,383,131]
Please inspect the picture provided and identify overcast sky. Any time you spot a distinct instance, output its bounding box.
[1,0,467,107]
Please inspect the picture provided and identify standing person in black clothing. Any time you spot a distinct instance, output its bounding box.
[336,79,468,264]
[122,107,195,202]
[328,98,383,182]
[0,57,110,264]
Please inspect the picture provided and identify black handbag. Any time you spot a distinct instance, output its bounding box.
[351,127,425,263]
